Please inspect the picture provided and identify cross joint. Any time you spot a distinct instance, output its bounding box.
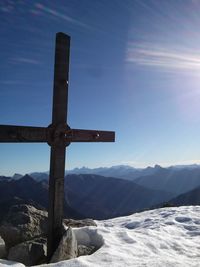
[47,123,71,147]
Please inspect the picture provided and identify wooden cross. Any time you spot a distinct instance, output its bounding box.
[0,32,115,260]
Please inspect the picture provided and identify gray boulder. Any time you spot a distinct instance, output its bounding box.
[0,205,48,249]
[8,237,47,266]
[50,227,78,263]
[0,236,6,258]
[63,218,97,228]
[0,259,25,266]
[78,244,95,256]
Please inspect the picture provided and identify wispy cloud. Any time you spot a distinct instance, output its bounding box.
[0,80,51,86]
[126,43,200,71]
[0,80,28,85]
[10,57,41,65]
[34,3,91,29]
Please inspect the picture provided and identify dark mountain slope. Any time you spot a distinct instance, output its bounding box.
[65,174,175,219]
[0,175,82,222]
[167,185,200,207]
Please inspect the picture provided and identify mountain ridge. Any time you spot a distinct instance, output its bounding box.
[64,174,175,219]
[0,173,175,220]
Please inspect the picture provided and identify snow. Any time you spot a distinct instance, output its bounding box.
[3,206,200,266]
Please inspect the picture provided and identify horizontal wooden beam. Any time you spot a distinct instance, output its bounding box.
[0,125,47,142]
[65,129,115,142]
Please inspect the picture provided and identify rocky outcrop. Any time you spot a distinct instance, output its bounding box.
[0,175,48,223]
[0,204,101,265]
[0,204,48,249]
[50,227,78,263]
[8,237,47,265]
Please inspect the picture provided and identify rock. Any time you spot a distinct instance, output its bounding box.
[0,259,25,266]
[0,236,6,258]
[74,227,104,256]
[0,204,48,249]
[77,244,95,256]
[8,237,47,266]
[50,227,78,263]
[63,218,97,228]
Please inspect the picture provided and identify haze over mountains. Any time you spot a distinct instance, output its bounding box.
[25,164,200,196]
[67,164,168,180]
[1,164,200,221]
[134,166,200,195]
[167,185,200,207]
[12,163,200,182]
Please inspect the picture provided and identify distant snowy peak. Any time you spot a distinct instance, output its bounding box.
[8,163,200,182]
[66,164,158,180]
[12,173,23,180]
[66,164,172,181]
[169,164,200,170]
[154,164,163,169]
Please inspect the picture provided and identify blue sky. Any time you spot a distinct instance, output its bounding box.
[1,0,200,175]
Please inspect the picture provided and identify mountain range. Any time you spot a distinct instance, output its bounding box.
[134,165,200,195]
[0,173,174,220]
[1,164,200,221]
[66,164,200,180]
[22,164,200,196]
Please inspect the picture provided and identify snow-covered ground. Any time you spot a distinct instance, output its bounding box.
[2,206,200,267]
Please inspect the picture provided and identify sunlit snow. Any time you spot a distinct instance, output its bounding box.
[1,206,200,267]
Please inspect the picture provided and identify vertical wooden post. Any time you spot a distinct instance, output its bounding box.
[47,33,70,260]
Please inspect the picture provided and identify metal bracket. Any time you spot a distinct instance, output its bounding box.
[47,123,71,147]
